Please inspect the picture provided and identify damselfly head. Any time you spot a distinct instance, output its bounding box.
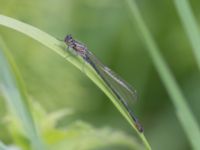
[64,34,73,44]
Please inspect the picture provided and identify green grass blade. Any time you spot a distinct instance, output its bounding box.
[174,0,200,69]
[0,15,150,148]
[125,0,200,149]
[0,44,45,150]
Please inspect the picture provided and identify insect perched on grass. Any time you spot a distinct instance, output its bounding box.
[64,34,144,132]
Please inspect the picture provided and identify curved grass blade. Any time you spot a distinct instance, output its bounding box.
[125,0,200,149]
[0,15,150,149]
[0,43,45,150]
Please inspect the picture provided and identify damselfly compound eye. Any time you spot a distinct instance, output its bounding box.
[64,34,73,43]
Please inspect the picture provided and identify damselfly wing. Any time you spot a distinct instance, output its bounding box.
[64,35,143,132]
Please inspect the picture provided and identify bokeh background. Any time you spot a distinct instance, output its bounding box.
[0,0,200,150]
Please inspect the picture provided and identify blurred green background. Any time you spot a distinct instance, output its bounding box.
[0,0,200,150]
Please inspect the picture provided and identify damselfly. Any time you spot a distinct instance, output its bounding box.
[64,35,143,132]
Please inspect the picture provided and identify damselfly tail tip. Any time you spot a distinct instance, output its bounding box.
[137,125,144,133]
[135,121,144,133]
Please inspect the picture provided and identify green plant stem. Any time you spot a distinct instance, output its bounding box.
[126,0,200,149]
[0,15,151,149]
[174,0,200,70]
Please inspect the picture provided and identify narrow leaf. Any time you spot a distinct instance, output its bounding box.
[125,0,200,149]
[0,15,150,148]
[174,0,200,69]
[0,43,45,150]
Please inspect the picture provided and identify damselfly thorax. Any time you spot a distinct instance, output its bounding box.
[64,34,87,59]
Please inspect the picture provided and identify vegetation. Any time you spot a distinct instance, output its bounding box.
[0,0,200,150]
